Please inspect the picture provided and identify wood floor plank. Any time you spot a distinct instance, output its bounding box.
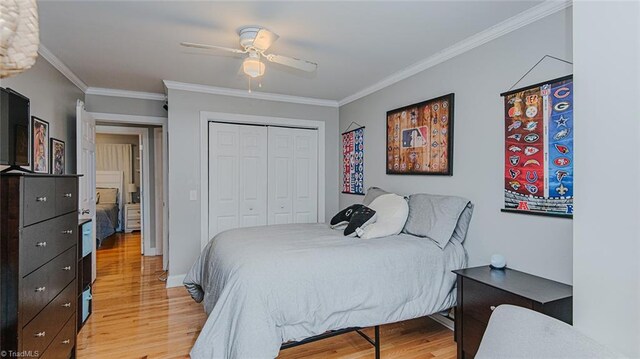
[77,232,456,358]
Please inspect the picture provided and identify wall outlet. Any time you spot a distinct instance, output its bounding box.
[189,190,197,201]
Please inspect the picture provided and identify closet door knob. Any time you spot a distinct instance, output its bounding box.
[62,302,72,308]
[34,331,46,338]
[36,196,47,202]
[64,193,73,198]
[62,266,72,271]
[61,229,73,234]
[36,241,47,247]
[62,339,71,344]
[35,287,46,292]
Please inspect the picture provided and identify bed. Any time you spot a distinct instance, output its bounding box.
[185,192,472,359]
[95,170,125,245]
[96,200,118,244]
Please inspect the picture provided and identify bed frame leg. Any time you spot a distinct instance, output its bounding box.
[374,325,380,359]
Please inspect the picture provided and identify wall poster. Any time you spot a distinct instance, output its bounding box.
[501,75,573,217]
[386,93,454,175]
[342,126,365,195]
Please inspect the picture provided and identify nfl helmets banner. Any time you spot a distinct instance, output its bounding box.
[502,75,573,217]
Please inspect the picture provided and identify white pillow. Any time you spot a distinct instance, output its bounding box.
[360,193,409,239]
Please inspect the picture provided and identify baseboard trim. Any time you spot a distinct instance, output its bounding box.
[429,313,455,331]
[166,274,186,288]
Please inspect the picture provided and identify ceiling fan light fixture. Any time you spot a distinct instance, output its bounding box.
[243,57,265,78]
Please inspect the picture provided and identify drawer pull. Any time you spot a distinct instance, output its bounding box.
[34,331,46,338]
[64,193,73,198]
[62,302,72,308]
[490,305,496,311]
[61,229,73,234]
[36,196,48,202]
[35,286,46,292]
[62,339,71,344]
[62,266,72,271]
[35,241,47,247]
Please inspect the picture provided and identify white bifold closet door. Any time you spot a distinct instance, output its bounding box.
[267,126,318,225]
[208,123,268,239]
[208,123,318,239]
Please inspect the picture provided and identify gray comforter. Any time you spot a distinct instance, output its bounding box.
[184,223,467,359]
[96,203,118,243]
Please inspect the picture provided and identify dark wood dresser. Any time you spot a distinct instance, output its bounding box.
[453,266,572,359]
[1,173,79,359]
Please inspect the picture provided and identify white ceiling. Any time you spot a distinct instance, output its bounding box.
[39,1,542,101]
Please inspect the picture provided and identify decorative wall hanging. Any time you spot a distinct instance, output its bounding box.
[501,75,573,218]
[386,93,454,175]
[342,122,365,195]
[0,0,40,78]
[50,138,65,174]
[31,116,49,173]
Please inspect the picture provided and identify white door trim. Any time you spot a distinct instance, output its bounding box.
[90,112,169,264]
[154,127,164,257]
[95,124,154,256]
[200,111,326,249]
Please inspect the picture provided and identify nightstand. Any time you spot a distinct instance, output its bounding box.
[125,203,141,232]
[453,266,572,359]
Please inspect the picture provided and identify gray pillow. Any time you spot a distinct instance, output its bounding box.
[403,193,472,248]
[362,187,389,206]
[452,203,474,243]
[97,187,118,204]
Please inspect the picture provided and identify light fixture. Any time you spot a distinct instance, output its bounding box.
[242,52,265,78]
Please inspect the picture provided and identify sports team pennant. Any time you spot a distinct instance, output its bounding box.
[502,75,573,217]
[342,126,364,195]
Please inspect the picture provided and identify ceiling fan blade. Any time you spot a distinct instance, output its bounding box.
[265,53,317,72]
[180,42,246,54]
[252,29,279,51]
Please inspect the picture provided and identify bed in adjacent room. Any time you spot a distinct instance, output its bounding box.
[95,171,125,246]
[184,190,473,359]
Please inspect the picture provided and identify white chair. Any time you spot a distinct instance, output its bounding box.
[476,305,625,359]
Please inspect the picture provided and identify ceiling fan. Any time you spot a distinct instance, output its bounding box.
[181,27,318,79]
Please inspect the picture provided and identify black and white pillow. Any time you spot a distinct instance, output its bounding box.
[330,204,364,229]
[344,206,377,237]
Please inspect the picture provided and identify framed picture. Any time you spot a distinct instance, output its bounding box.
[386,93,454,175]
[50,138,65,175]
[500,75,573,218]
[31,116,49,174]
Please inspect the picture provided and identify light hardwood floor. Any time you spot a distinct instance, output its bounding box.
[77,232,456,359]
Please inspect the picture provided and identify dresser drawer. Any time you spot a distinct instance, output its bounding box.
[40,315,75,359]
[21,280,76,354]
[127,208,141,219]
[21,247,76,324]
[462,278,532,324]
[21,212,78,276]
[23,177,56,226]
[55,178,78,216]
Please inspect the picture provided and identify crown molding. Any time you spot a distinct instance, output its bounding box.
[163,80,339,108]
[85,87,167,101]
[37,44,88,92]
[338,0,572,106]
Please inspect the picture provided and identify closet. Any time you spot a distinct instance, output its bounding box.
[208,122,318,238]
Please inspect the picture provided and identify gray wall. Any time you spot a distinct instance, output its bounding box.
[573,2,640,357]
[339,10,573,284]
[0,57,84,173]
[86,94,167,117]
[167,89,339,277]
